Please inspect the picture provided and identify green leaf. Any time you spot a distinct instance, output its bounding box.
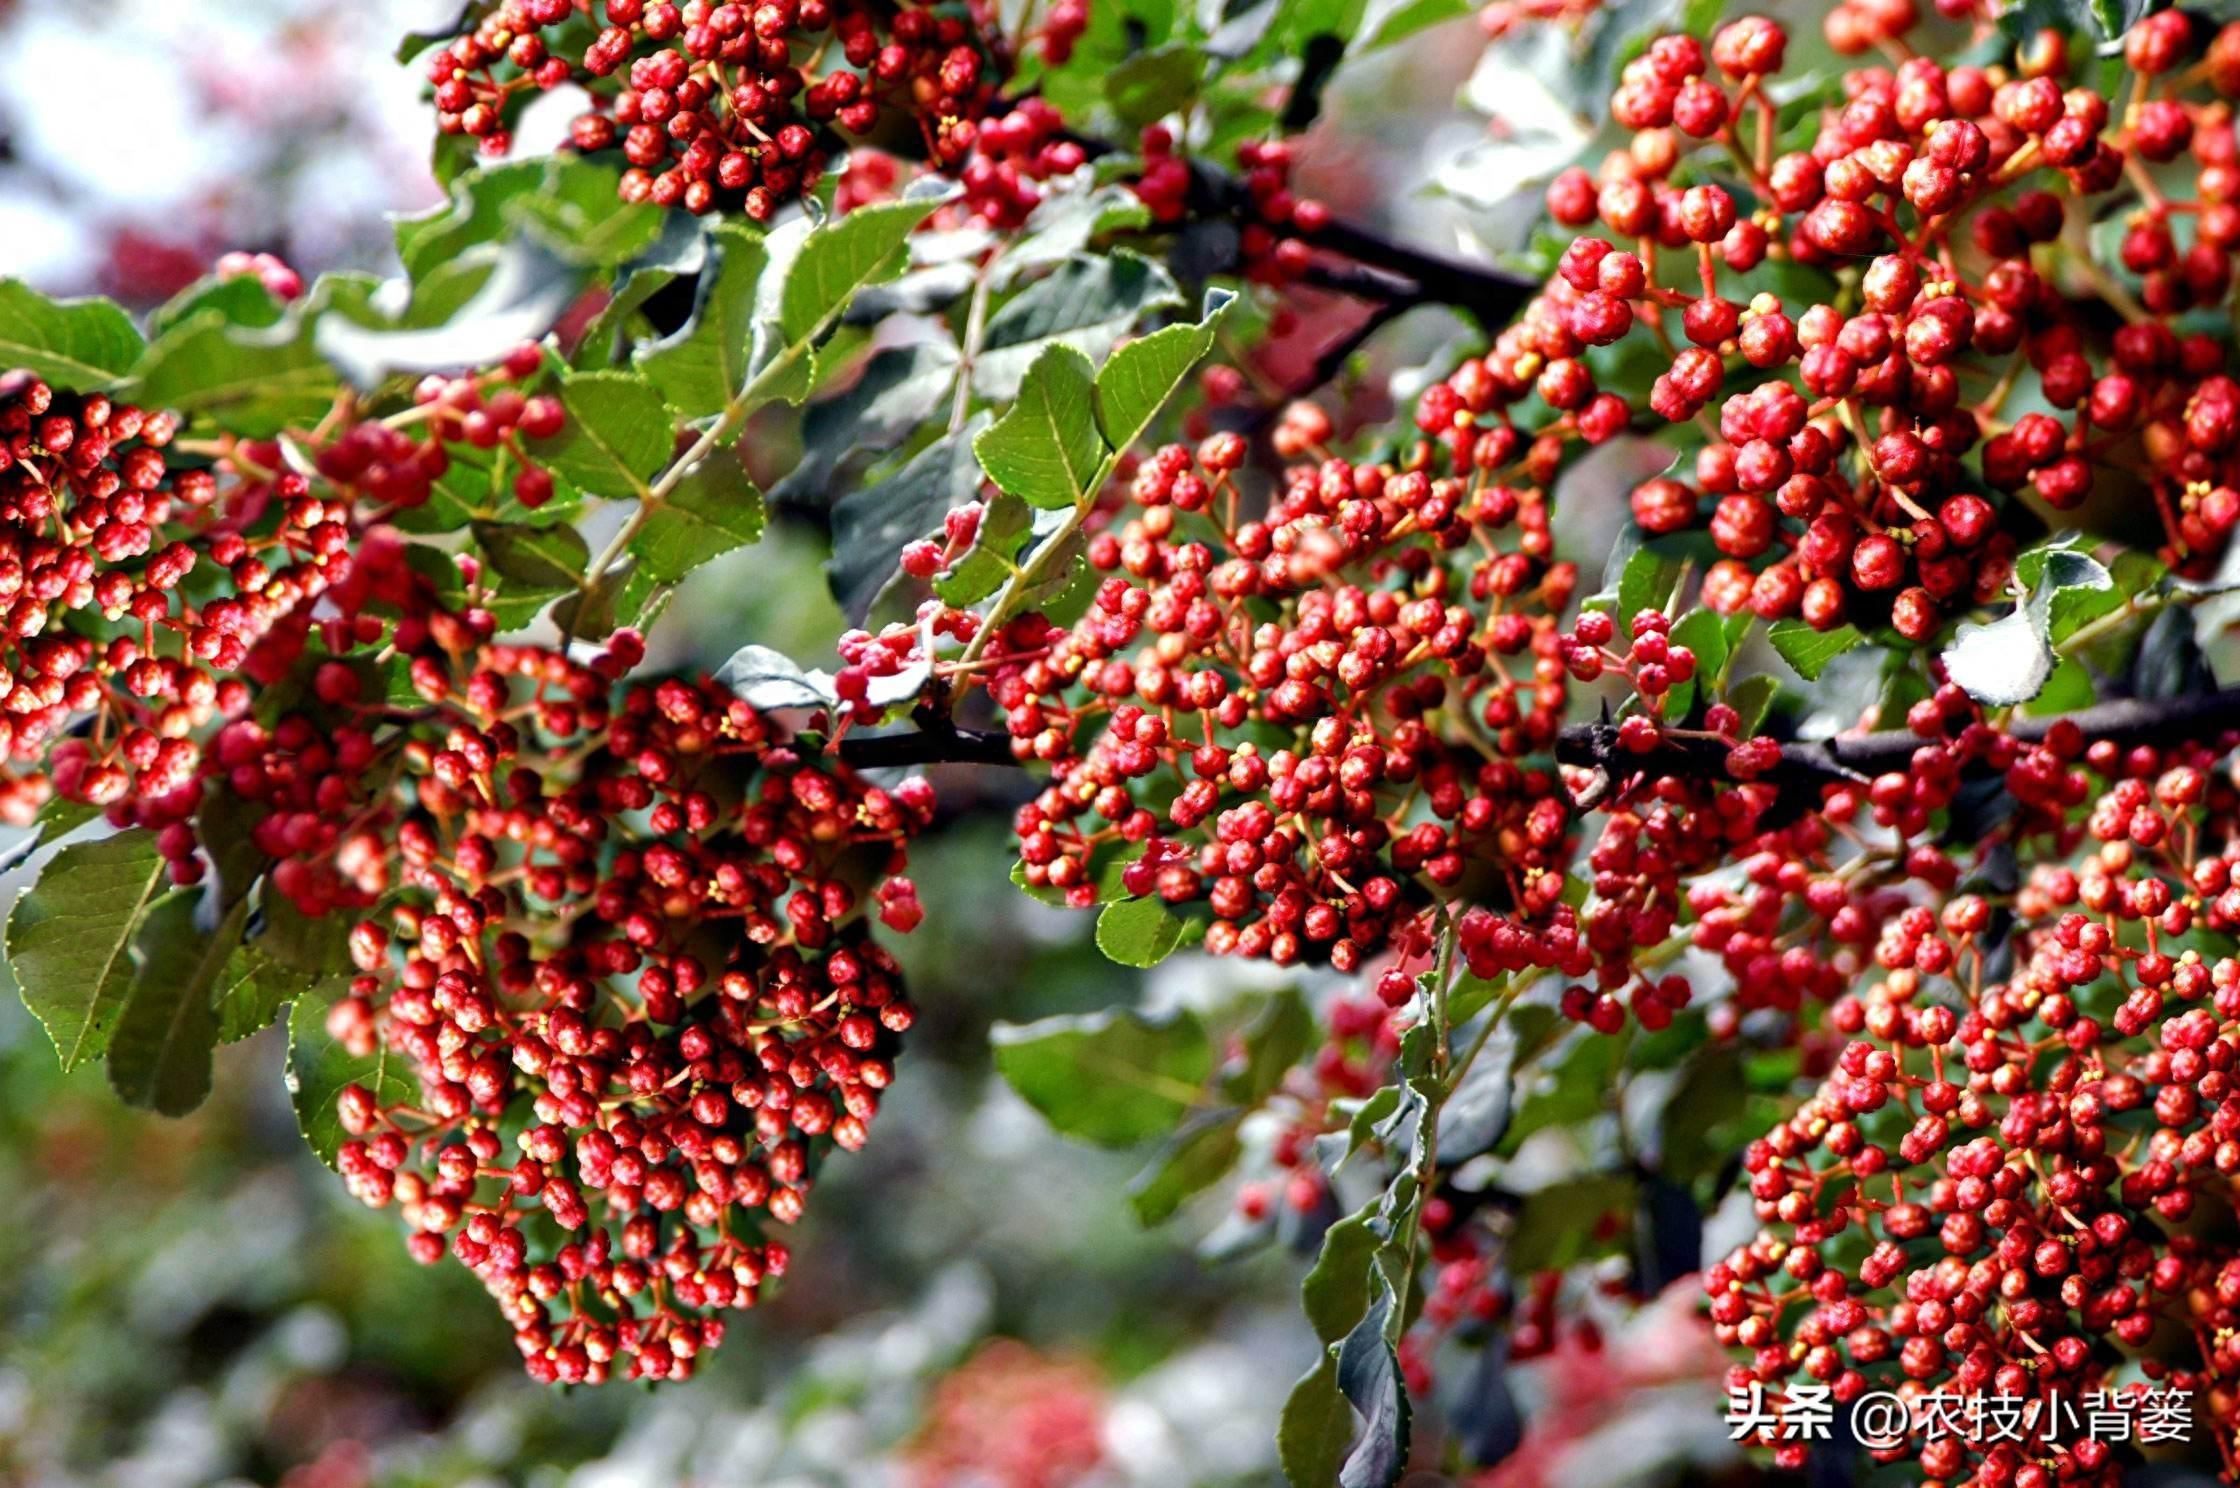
[473,519,592,590]
[1356,0,1473,50]
[777,196,947,345]
[629,451,766,585]
[1729,672,1779,735]
[511,158,666,269]
[1944,547,2112,707]
[149,274,286,338]
[975,252,1184,398]
[1438,1005,1558,1162]
[1507,1173,1639,1271]
[1768,619,1864,680]
[525,370,674,499]
[1663,606,1739,722]
[1280,1354,1355,1488]
[636,224,767,418]
[260,890,356,975]
[391,253,498,329]
[714,643,837,711]
[1334,1279,1412,1488]
[1003,186,1154,281]
[1615,543,1688,627]
[398,440,583,533]
[311,241,581,389]
[1225,986,1315,1105]
[990,1007,1212,1146]
[8,830,169,1071]
[1095,894,1188,967]
[393,160,547,280]
[827,416,989,623]
[288,978,415,1169]
[574,266,683,370]
[1127,1107,1245,1224]
[1107,44,1204,128]
[934,488,1039,607]
[571,213,711,369]
[1095,287,1235,454]
[1302,1201,1383,1342]
[769,341,960,506]
[0,280,145,388]
[107,892,252,1115]
[127,310,340,439]
[1498,1027,1616,1156]
[2017,536,2128,643]
[216,946,327,1045]
[975,344,1107,511]
[196,786,271,905]
[1655,1046,1747,1183]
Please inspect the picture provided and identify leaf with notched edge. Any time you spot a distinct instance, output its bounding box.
[827,418,989,623]
[0,280,145,388]
[974,252,1184,398]
[627,452,766,585]
[991,1007,1212,1146]
[7,830,168,1072]
[107,892,251,1116]
[1769,618,1864,681]
[1127,1108,1245,1224]
[522,370,674,500]
[976,344,1106,511]
[635,225,767,418]
[289,977,416,1169]
[1095,894,1188,967]
[473,519,592,590]
[1094,287,1235,455]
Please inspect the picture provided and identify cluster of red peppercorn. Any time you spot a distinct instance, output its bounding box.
[1,296,959,1384]
[1704,699,2240,1479]
[1133,129,1333,287]
[977,413,1581,972]
[833,98,1090,230]
[62,347,575,888]
[0,374,208,828]
[325,657,934,1383]
[426,0,1006,219]
[1437,10,2240,640]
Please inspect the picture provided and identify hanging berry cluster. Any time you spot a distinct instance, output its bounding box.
[326,659,933,1383]
[1711,710,2240,1481]
[0,374,204,826]
[8,333,942,1384]
[423,0,1010,219]
[976,419,1580,973]
[1132,130,1332,287]
[65,349,578,891]
[1499,11,2240,638]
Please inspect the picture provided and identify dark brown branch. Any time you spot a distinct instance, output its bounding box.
[1055,128,1541,323]
[1299,259,1421,303]
[1299,215,1538,323]
[1555,687,2240,791]
[837,690,2240,782]
[1188,157,1540,322]
[838,720,1016,769]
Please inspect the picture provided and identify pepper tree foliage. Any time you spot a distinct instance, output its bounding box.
[14,0,2240,1480]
